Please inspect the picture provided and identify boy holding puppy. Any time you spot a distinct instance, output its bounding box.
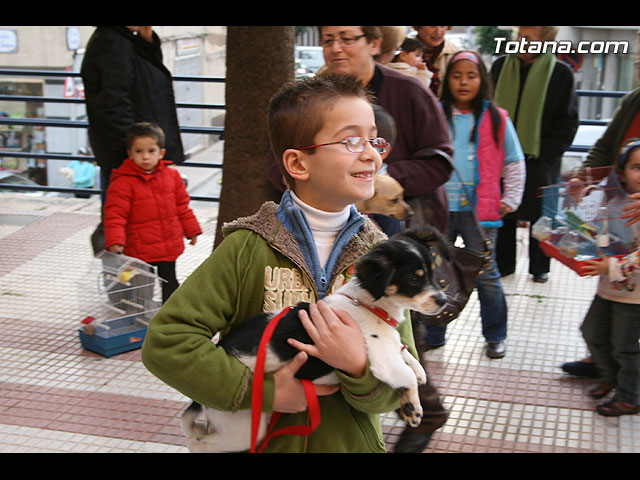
[142,74,420,452]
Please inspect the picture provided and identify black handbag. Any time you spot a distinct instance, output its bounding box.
[90,221,105,256]
[410,148,491,327]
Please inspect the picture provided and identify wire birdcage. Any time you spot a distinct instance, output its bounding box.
[78,251,164,356]
[533,166,639,275]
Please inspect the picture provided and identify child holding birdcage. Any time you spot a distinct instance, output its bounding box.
[579,138,640,417]
[104,123,202,303]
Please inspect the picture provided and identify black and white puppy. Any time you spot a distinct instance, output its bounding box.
[181,227,450,453]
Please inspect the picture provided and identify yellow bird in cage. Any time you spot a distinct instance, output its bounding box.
[117,268,138,284]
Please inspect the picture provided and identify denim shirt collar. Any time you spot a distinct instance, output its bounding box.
[276,190,365,299]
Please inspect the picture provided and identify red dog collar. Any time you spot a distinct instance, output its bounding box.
[338,293,399,328]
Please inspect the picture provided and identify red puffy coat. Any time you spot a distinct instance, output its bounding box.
[104,158,202,263]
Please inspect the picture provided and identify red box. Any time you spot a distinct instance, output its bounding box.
[540,240,591,276]
[540,240,625,277]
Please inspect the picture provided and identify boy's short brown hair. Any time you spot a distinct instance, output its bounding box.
[267,74,373,189]
[126,122,166,150]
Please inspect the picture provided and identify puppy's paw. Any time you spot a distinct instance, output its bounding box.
[399,402,423,427]
[398,388,423,427]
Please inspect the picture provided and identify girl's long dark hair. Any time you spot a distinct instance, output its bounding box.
[441,50,502,146]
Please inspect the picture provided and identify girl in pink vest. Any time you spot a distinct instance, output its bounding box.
[424,50,525,359]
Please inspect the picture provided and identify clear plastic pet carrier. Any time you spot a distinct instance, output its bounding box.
[533,166,638,276]
[77,250,164,357]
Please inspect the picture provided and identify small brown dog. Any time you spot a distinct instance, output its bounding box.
[356,174,414,221]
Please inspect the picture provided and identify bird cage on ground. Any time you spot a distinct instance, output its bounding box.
[533,166,639,276]
[77,250,164,357]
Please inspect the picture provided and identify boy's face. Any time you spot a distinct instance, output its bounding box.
[621,149,640,195]
[289,97,382,212]
[128,136,165,172]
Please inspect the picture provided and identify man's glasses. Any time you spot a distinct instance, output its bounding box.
[296,136,389,155]
[321,34,366,48]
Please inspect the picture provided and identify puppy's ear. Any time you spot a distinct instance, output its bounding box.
[355,246,395,300]
[407,226,452,261]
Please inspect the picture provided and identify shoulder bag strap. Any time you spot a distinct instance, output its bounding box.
[413,148,491,256]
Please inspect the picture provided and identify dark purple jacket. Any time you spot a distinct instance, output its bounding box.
[374,63,453,230]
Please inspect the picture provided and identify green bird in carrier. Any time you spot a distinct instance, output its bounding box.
[533,166,638,276]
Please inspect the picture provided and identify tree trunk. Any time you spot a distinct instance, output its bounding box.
[214,26,294,249]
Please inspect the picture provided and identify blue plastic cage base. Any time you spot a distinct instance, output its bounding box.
[78,315,148,357]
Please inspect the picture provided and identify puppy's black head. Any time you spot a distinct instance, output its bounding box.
[355,226,450,310]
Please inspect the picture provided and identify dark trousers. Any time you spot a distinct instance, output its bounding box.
[409,315,449,433]
[496,218,550,276]
[581,295,640,405]
[150,261,180,303]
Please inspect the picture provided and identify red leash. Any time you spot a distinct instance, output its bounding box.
[250,306,322,453]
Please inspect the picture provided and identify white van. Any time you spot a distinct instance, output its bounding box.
[295,46,324,73]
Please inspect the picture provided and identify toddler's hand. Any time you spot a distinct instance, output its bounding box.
[189,235,199,246]
[108,244,124,253]
[582,251,609,277]
[622,192,640,226]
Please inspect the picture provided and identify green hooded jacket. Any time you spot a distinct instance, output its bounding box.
[141,201,420,452]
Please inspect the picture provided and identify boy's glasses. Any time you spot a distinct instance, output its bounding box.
[321,34,366,48]
[297,136,389,155]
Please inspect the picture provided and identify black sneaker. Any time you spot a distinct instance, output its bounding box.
[486,341,506,359]
[561,361,598,378]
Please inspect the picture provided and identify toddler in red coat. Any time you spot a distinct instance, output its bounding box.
[104,122,202,302]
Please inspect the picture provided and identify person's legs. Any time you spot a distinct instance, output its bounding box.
[99,165,112,214]
[453,213,507,341]
[609,302,640,405]
[395,316,449,452]
[152,261,180,303]
[528,225,551,278]
[496,218,517,277]
[581,295,617,385]
[469,227,507,344]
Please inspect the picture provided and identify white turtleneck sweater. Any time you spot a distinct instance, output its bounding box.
[289,191,351,267]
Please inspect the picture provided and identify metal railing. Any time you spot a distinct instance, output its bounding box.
[0,68,631,199]
[0,69,225,200]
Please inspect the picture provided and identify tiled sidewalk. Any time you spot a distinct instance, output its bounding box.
[1,193,639,453]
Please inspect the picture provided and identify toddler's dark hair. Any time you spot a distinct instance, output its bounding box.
[372,104,396,146]
[126,122,166,150]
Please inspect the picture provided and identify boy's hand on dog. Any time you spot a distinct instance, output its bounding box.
[289,301,367,379]
[273,351,339,413]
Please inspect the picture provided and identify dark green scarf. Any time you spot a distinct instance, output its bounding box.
[494,53,556,158]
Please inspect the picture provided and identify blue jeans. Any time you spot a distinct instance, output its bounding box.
[581,295,640,405]
[425,211,508,346]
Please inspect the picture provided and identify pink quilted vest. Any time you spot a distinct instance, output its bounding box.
[475,106,509,223]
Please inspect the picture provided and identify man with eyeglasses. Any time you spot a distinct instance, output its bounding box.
[319,25,453,454]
